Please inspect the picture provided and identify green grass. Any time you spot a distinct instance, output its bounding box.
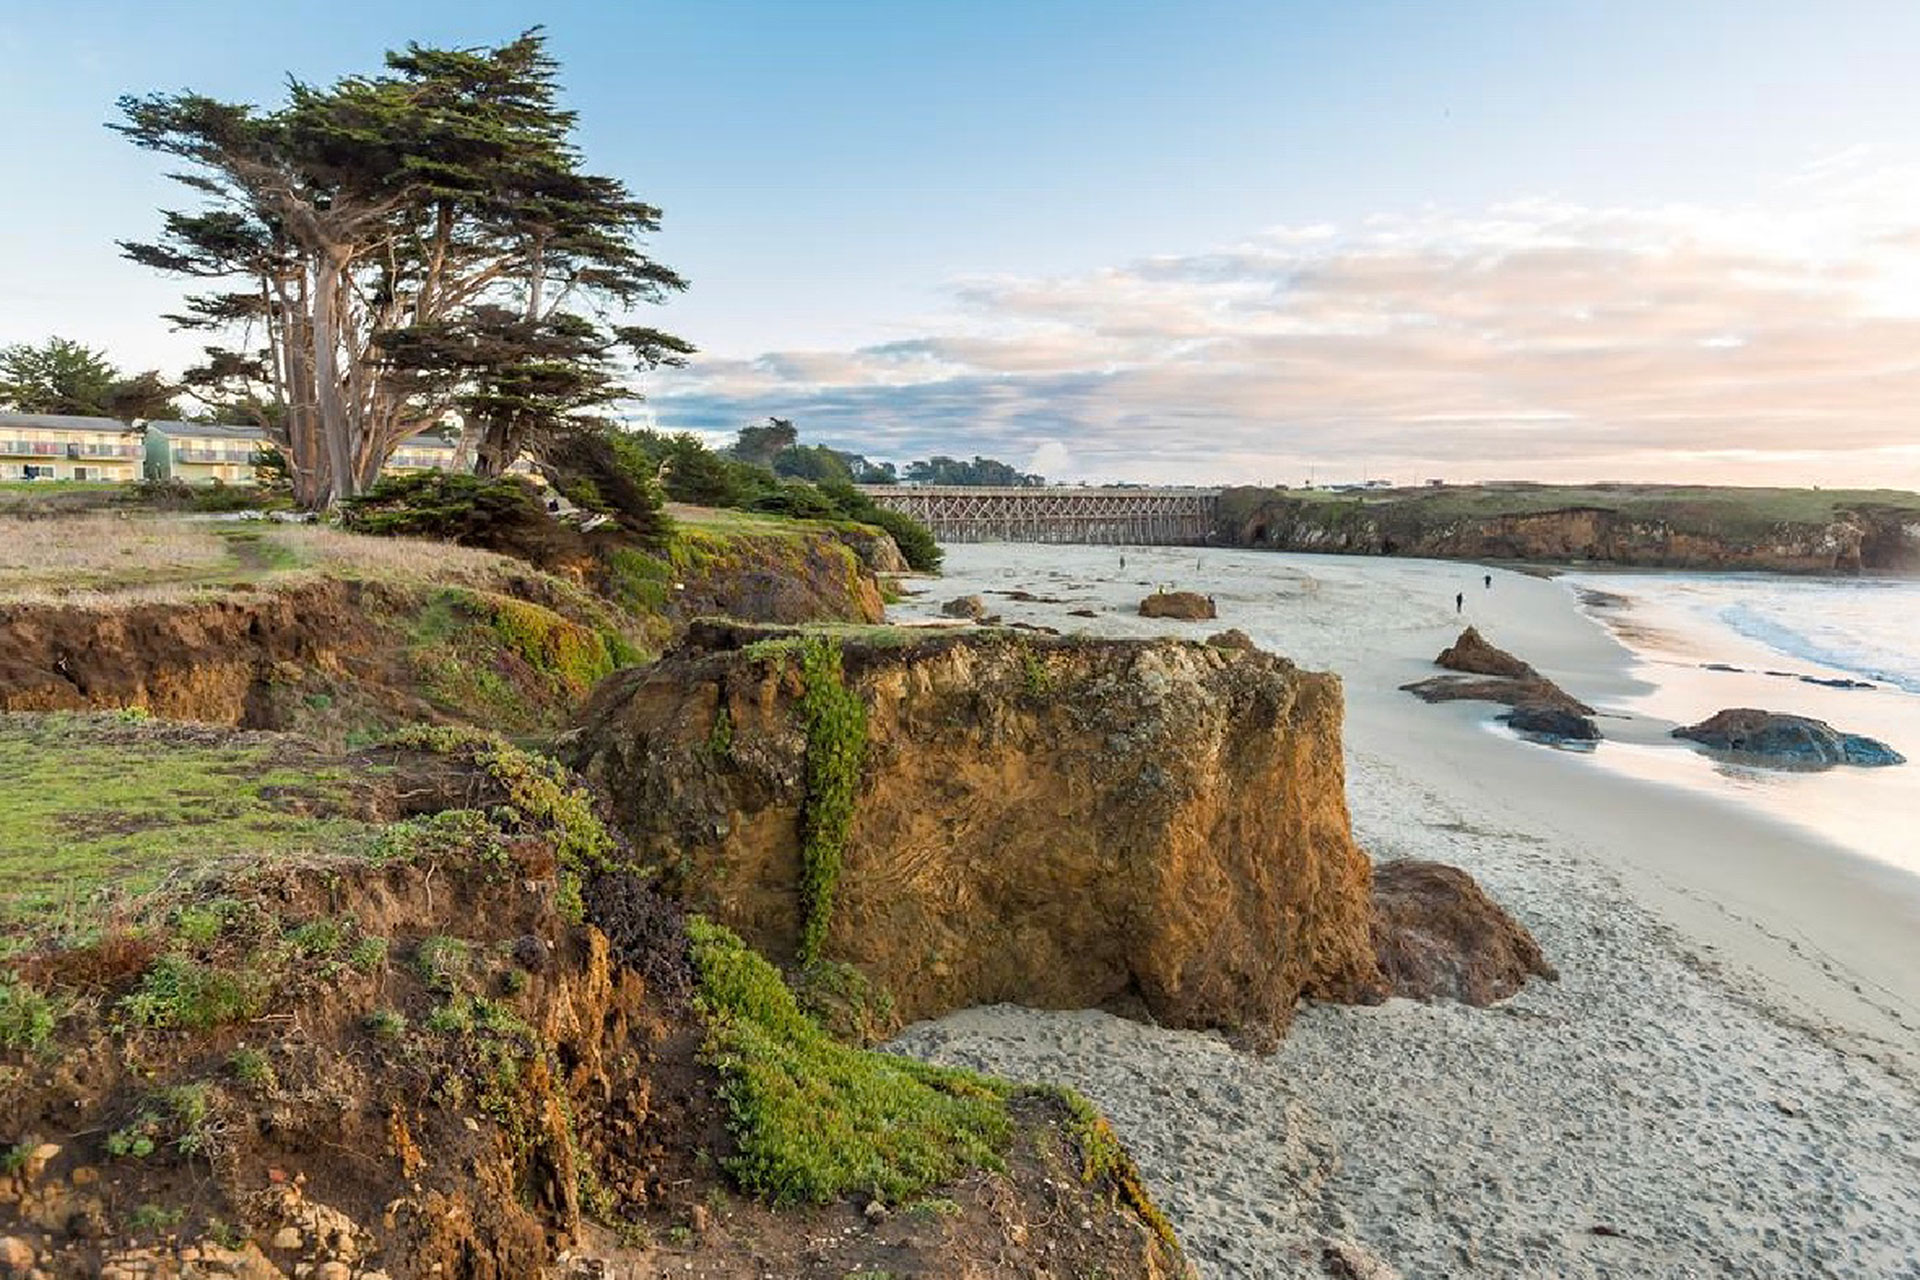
[0,715,380,938]
[688,917,1013,1205]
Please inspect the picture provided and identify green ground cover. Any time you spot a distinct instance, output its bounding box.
[0,715,379,944]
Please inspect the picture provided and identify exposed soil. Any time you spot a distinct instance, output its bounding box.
[0,723,1187,1280]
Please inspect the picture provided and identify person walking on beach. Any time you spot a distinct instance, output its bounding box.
[1484,573,1492,589]
[1455,591,1464,614]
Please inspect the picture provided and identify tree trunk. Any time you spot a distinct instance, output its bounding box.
[310,251,356,505]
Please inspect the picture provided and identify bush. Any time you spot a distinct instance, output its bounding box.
[0,977,56,1050]
[119,956,267,1030]
[339,471,550,543]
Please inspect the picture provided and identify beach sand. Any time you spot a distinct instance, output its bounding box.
[884,545,1920,1279]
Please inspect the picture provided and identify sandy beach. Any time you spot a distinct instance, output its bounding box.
[886,545,1920,1279]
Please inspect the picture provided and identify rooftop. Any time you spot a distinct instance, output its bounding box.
[0,413,132,433]
[147,420,268,441]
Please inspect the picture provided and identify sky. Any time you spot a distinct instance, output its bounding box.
[3,1,1920,487]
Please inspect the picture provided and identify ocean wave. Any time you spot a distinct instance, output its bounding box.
[1713,584,1920,696]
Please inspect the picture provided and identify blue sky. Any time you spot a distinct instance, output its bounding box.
[5,1,1920,485]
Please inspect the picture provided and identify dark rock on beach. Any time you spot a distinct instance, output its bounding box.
[1673,708,1904,768]
[1503,702,1601,742]
[1402,627,1596,723]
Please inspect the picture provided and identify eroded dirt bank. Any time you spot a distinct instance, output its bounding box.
[0,719,1187,1280]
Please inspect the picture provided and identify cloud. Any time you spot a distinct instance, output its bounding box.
[653,163,1920,487]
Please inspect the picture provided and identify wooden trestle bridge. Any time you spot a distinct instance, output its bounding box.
[864,486,1222,545]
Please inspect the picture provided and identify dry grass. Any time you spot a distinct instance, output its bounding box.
[0,515,232,594]
[268,524,532,589]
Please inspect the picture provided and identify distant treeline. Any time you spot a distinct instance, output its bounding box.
[713,417,1043,488]
[605,423,943,570]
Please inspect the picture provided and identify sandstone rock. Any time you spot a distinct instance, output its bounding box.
[1503,702,1600,742]
[570,625,1384,1038]
[1206,629,1256,651]
[1370,860,1557,1005]
[940,594,988,620]
[834,525,910,575]
[1673,708,1904,767]
[1138,591,1216,621]
[1436,626,1536,679]
[1404,627,1594,719]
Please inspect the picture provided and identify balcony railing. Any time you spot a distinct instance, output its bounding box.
[175,448,259,464]
[0,441,141,458]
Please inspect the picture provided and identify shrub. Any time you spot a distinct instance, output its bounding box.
[349,935,390,973]
[818,481,941,572]
[365,1007,409,1041]
[0,978,56,1050]
[412,935,470,993]
[119,956,266,1030]
[865,506,942,572]
[339,471,550,543]
[227,1047,277,1092]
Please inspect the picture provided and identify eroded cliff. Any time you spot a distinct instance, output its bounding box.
[1219,484,1920,573]
[0,717,1188,1280]
[567,624,1386,1042]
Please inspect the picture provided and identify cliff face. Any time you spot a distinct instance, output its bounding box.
[567,625,1383,1041]
[0,524,886,741]
[1220,487,1920,573]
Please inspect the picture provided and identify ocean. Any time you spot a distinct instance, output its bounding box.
[1562,570,1920,877]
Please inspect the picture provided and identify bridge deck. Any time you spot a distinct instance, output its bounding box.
[865,485,1222,545]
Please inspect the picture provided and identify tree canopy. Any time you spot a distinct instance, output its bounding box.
[903,455,1044,487]
[115,29,690,508]
[0,337,179,422]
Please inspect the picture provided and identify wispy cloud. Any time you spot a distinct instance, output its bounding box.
[654,162,1920,487]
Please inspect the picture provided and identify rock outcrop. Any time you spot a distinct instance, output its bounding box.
[1401,628,1598,738]
[567,625,1384,1041]
[1503,703,1601,742]
[1138,591,1217,621]
[1673,708,1905,768]
[940,594,988,619]
[1370,860,1558,1005]
[1436,626,1538,680]
[1207,628,1256,651]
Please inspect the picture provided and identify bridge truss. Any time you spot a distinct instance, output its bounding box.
[865,486,1221,545]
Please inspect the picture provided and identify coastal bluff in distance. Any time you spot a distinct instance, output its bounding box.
[1216,483,1920,573]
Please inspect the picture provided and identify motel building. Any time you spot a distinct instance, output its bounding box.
[0,414,145,482]
[4,412,536,486]
[144,420,269,484]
